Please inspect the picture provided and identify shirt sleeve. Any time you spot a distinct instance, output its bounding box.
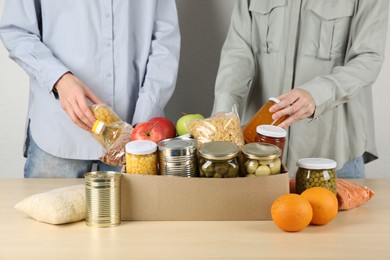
[212,0,256,115]
[298,0,389,119]
[131,0,181,124]
[0,0,70,93]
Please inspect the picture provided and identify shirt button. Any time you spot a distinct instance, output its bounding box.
[106,72,112,78]
[105,13,110,18]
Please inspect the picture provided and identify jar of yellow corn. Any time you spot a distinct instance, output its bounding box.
[125,140,158,175]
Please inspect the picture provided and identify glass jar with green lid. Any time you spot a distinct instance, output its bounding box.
[295,158,337,194]
[198,141,240,178]
[241,143,282,177]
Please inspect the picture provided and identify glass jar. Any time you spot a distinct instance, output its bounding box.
[241,143,282,177]
[198,141,239,178]
[254,125,287,158]
[295,158,337,194]
[125,140,158,175]
[242,97,289,143]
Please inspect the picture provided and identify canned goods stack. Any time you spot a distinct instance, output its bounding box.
[158,137,198,177]
[85,171,121,228]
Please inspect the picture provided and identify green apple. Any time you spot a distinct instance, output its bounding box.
[176,113,204,136]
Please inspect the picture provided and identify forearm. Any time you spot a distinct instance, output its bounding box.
[212,0,255,115]
[0,0,69,93]
[299,0,388,118]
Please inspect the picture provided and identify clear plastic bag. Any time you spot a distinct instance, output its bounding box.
[187,105,245,148]
[99,124,133,166]
[90,104,133,166]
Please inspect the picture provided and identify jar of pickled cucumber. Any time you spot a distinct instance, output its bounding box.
[295,158,337,194]
[198,141,239,178]
[241,143,282,177]
[125,140,158,175]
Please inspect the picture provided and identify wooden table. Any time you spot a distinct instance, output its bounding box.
[0,178,389,259]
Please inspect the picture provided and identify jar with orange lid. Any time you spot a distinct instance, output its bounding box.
[255,125,287,158]
[242,97,288,143]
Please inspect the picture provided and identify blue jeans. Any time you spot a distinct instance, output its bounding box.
[336,156,365,178]
[24,131,122,178]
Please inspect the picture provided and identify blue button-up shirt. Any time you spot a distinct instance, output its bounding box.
[0,0,180,159]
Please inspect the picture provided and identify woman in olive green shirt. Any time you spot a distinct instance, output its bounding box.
[212,0,389,177]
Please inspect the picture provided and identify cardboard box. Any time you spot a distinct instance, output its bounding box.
[120,167,289,221]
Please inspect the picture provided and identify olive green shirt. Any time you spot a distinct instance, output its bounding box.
[212,0,389,174]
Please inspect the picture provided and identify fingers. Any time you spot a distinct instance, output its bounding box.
[56,74,99,131]
[269,89,316,128]
[60,94,94,131]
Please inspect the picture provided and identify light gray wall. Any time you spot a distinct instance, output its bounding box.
[166,0,236,121]
[0,0,389,178]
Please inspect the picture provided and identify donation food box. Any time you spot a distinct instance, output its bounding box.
[120,166,289,221]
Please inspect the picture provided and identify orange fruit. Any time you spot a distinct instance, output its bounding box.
[301,187,338,225]
[271,194,313,232]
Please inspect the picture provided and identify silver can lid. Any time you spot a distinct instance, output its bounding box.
[158,137,197,151]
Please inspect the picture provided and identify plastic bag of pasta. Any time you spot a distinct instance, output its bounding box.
[90,104,133,166]
[187,105,245,148]
[99,124,133,166]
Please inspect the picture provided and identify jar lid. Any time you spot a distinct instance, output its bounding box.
[158,137,197,151]
[125,140,157,155]
[269,97,281,104]
[256,125,287,138]
[198,141,239,160]
[91,120,105,134]
[296,158,337,169]
[241,142,281,160]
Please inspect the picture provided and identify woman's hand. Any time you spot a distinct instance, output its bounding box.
[269,88,316,128]
[54,72,103,131]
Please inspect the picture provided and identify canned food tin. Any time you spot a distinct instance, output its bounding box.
[85,171,121,228]
[158,137,198,177]
[198,141,240,178]
[295,158,337,194]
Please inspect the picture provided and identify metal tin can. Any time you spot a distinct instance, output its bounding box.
[295,158,337,194]
[241,142,282,177]
[158,137,198,177]
[198,141,240,178]
[85,171,121,228]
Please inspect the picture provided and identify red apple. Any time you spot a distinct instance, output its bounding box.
[131,121,165,143]
[148,117,176,139]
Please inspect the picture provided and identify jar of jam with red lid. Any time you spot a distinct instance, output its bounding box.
[254,125,287,158]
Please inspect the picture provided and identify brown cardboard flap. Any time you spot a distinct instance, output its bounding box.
[121,170,289,221]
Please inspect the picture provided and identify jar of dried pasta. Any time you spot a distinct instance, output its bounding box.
[125,140,158,175]
[198,141,240,178]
